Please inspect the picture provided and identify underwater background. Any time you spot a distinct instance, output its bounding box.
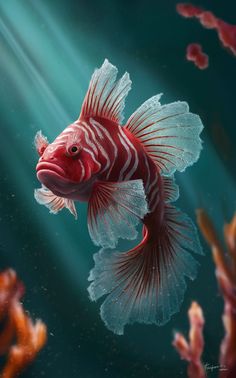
[0,0,236,377]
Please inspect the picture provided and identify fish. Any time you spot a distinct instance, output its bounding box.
[35,59,204,335]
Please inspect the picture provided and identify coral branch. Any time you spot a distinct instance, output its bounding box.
[0,269,47,378]
[173,301,206,378]
[186,44,209,70]
[197,210,236,378]
[196,210,234,285]
[224,214,236,276]
[176,3,236,56]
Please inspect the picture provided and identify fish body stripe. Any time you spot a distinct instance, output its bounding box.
[143,153,151,191]
[118,128,139,181]
[74,123,99,155]
[117,133,132,181]
[52,125,80,147]
[78,160,85,182]
[150,191,160,212]
[48,116,161,214]
[86,121,112,174]
[89,118,118,179]
[54,123,101,168]
[89,118,159,214]
[83,147,100,166]
[89,118,104,139]
[145,167,160,213]
[147,174,158,195]
[80,121,97,144]
[93,139,110,174]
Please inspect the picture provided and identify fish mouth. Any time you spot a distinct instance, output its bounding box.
[36,162,79,195]
[36,162,66,177]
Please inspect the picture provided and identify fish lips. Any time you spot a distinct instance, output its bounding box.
[36,162,79,195]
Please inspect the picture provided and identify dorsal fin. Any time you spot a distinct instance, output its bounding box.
[80,59,131,124]
[125,95,203,175]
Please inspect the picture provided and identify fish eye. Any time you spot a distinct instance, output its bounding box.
[67,144,82,157]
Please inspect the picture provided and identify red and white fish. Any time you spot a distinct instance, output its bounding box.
[35,59,203,335]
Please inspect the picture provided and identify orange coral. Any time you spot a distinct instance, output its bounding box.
[197,210,236,378]
[173,211,236,377]
[173,301,206,378]
[0,269,47,378]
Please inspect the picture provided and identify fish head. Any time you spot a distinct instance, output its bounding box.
[35,126,101,197]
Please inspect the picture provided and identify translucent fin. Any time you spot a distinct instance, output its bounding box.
[80,59,131,124]
[125,96,203,175]
[163,176,179,202]
[88,205,203,335]
[87,180,148,249]
[34,131,49,156]
[34,186,77,219]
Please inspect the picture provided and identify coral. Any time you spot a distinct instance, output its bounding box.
[0,269,47,378]
[173,210,236,378]
[186,44,209,70]
[197,210,236,378]
[173,301,206,378]
[177,3,236,62]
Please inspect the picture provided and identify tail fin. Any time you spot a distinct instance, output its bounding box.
[88,205,203,335]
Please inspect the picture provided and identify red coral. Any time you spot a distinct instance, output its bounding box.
[198,11,218,30]
[176,3,203,18]
[0,269,47,378]
[177,3,236,56]
[217,21,236,57]
[186,43,209,70]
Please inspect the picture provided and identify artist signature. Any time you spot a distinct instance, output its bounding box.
[204,363,228,372]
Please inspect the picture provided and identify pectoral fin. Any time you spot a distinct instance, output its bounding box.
[87,180,148,248]
[34,186,77,219]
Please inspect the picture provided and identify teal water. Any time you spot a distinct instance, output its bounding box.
[0,0,236,377]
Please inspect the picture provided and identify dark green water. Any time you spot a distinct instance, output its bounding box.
[0,0,236,377]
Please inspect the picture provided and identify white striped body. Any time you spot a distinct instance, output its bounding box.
[47,116,162,220]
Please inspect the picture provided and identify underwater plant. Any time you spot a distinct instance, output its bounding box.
[0,269,47,378]
[173,301,206,378]
[177,3,236,69]
[186,43,209,70]
[173,210,236,378]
